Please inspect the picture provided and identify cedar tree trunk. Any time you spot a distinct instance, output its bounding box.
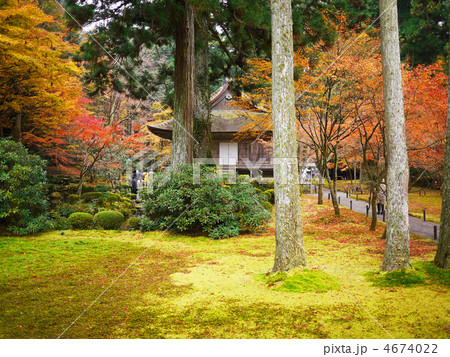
[271,0,306,272]
[193,14,212,158]
[379,0,411,271]
[172,0,194,168]
[434,31,450,269]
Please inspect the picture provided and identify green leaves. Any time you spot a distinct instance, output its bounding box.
[141,165,270,238]
[0,139,51,235]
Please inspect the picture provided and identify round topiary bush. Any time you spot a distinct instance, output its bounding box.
[264,189,275,204]
[50,192,62,200]
[94,211,124,230]
[81,192,103,203]
[67,194,80,204]
[126,216,141,231]
[263,201,273,212]
[68,212,94,230]
[0,139,53,235]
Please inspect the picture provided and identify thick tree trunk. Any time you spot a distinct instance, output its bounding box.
[172,0,194,168]
[370,188,378,231]
[379,0,411,271]
[271,0,306,272]
[434,33,450,269]
[193,15,212,159]
[12,110,22,143]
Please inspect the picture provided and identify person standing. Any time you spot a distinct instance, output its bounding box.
[377,179,387,214]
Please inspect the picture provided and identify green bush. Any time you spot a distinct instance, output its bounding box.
[140,165,271,239]
[71,202,97,215]
[126,216,141,231]
[127,193,137,200]
[81,192,103,203]
[60,183,78,196]
[264,189,275,204]
[140,216,159,232]
[94,211,124,230]
[81,185,95,193]
[68,212,94,230]
[67,194,80,204]
[0,139,53,235]
[268,180,275,189]
[255,188,263,194]
[106,193,121,202]
[54,203,74,218]
[263,201,273,212]
[49,192,62,200]
[94,184,110,192]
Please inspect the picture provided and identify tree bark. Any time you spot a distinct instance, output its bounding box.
[271,0,306,272]
[434,30,450,269]
[318,181,324,204]
[379,0,411,271]
[193,14,213,159]
[172,0,194,168]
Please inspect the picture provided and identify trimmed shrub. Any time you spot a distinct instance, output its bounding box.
[140,165,270,239]
[255,188,263,194]
[268,180,275,189]
[94,211,124,230]
[0,139,53,235]
[106,192,121,202]
[67,194,80,204]
[264,189,275,204]
[94,184,110,192]
[127,193,137,200]
[81,192,103,203]
[50,192,62,200]
[263,201,273,212]
[68,212,94,230]
[126,216,141,231]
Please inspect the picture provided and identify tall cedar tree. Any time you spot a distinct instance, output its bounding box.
[172,0,194,166]
[271,0,306,272]
[434,27,450,269]
[379,0,411,271]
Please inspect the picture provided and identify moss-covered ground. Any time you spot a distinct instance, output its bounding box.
[0,196,447,339]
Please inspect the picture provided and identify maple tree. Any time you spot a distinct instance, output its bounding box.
[403,61,448,187]
[58,115,143,195]
[0,0,84,143]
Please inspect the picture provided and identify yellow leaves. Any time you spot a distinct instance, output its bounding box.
[0,0,84,136]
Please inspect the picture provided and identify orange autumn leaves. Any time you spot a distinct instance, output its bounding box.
[0,1,84,136]
[234,27,448,177]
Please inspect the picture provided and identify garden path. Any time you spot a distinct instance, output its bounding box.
[308,187,440,241]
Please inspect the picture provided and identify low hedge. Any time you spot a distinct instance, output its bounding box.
[81,192,103,203]
[68,212,94,230]
[94,211,124,230]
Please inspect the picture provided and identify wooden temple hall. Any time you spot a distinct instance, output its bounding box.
[147,83,274,177]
